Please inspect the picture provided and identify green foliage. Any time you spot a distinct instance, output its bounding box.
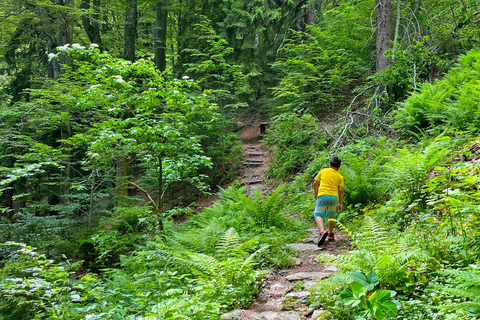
[0,242,84,320]
[322,217,428,289]
[395,49,480,135]
[383,136,451,209]
[376,38,446,102]
[184,18,255,108]
[339,270,400,320]
[270,1,373,114]
[263,113,327,180]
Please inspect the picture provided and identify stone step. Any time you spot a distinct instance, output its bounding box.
[244,180,264,185]
[255,311,301,320]
[247,152,263,156]
[245,158,264,163]
[243,174,261,179]
[286,243,322,252]
[243,162,263,167]
[286,272,330,282]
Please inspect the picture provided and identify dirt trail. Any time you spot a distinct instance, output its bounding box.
[222,126,350,320]
[238,125,271,195]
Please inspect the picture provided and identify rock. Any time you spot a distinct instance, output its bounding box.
[271,283,286,290]
[286,272,330,282]
[303,307,315,317]
[301,237,317,244]
[285,291,311,301]
[311,309,328,320]
[255,311,301,320]
[302,281,318,290]
[325,247,334,251]
[291,257,302,266]
[324,265,339,273]
[222,309,245,320]
[283,291,311,310]
[286,243,322,252]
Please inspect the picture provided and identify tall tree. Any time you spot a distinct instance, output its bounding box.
[81,0,102,47]
[154,0,168,72]
[375,0,393,72]
[124,0,137,61]
[305,0,315,27]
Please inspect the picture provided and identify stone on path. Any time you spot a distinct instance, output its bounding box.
[255,311,301,320]
[324,265,339,273]
[286,272,330,282]
[303,307,315,317]
[311,309,328,320]
[286,243,322,252]
[284,291,310,301]
[301,237,317,244]
[283,290,311,310]
[291,257,302,266]
[302,280,318,290]
[222,309,245,319]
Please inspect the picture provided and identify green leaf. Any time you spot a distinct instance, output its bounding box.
[350,271,368,286]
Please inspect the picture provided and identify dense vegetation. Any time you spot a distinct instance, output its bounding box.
[1,0,480,319]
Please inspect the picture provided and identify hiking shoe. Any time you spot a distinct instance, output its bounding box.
[318,230,328,247]
[327,233,335,241]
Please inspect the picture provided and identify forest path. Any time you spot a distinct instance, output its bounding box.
[224,229,351,320]
[238,125,271,195]
[222,125,350,320]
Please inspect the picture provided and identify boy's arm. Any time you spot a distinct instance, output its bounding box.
[313,180,320,199]
[338,186,344,212]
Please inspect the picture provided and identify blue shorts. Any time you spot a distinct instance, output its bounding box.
[314,195,339,220]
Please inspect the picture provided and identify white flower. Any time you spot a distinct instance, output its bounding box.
[89,84,101,89]
[48,53,55,59]
[182,75,190,80]
[111,75,125,83]
[90,43,99,48]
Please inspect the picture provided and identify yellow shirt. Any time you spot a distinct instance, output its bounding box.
[315,168,344,198]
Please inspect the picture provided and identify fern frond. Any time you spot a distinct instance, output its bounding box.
[353,216,389,252]
[183,252,220,277]
[320,273,351,289]
[216,227,241,260]
[240,245,270,271]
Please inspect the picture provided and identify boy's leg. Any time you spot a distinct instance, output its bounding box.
[315,196,333,246]
[328,219,335,233]
[315,216,326,232]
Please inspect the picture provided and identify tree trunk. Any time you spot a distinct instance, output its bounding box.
[305,0,315,26]
[375,0,393,72]
[124,0,137,61]
[81,0,102,46]
[154,0,168,72]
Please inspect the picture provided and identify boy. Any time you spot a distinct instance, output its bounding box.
[313,156,344,246]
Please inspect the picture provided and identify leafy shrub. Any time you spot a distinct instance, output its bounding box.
[270,0,373,114]
[0,242,84,320]
[322,217,429,289]
[263,113,327,180]
[395,49,480,135]
[339,270,400,320]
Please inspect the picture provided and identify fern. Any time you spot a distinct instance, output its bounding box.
[216,227,241,260]
[384,137,450,205]
[323,216,429,287]
[432,268,480,313]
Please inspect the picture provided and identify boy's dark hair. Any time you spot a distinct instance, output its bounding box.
[330,156,341,168]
